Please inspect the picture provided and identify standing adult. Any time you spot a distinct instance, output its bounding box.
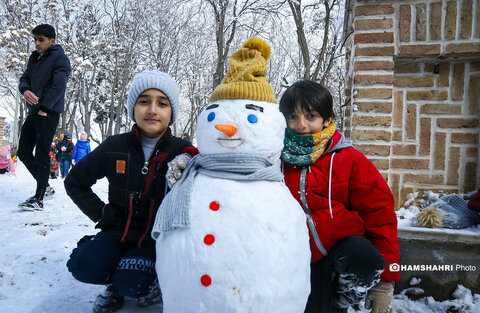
[17,24,71,210]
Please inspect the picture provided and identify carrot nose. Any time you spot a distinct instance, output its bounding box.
[215,124,237,137]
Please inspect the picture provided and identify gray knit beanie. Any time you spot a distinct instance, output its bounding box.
[126,70,179,124]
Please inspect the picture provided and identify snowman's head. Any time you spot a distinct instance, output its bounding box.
[196,99,286,159]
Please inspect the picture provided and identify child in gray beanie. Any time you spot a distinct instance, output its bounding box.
[64,70,197,313]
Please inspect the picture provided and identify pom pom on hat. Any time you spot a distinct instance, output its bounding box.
[126,70,180,124]
[417,194,480,229]
[209,37,277,103]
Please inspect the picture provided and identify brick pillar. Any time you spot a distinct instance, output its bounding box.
[345,0,480,209]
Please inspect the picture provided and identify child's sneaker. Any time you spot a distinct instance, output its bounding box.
[18,197,43,211]
[137,279,162,307]
[93,285,124,313]
[44,187,55,200]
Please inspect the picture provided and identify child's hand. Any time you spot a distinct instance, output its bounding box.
[365,281,394,313]
[166,153,192,188]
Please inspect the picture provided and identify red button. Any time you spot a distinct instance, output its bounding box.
[204,234,215,245]
[201,274,212,286]
[209,201,220,211]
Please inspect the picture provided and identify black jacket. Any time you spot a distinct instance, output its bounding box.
[64,126,193,246]
[18,44,71,115]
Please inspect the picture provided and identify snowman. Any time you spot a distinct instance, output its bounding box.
[152,38,310,313]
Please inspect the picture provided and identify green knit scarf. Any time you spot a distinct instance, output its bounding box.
[281,122,337,167]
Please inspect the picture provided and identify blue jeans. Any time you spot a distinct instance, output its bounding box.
[66,231,157,298]
[59,159,70,177]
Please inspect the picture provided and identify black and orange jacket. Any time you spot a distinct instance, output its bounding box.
[64,125,196,247]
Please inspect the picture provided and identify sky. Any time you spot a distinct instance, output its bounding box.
[0,162,479,313]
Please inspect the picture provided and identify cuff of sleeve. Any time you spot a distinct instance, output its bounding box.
[182,146,199,157]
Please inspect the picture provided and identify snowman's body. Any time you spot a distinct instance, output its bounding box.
[154,99,310,313]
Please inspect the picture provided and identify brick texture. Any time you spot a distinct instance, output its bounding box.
[469,76,480,114]
[434,132,446,170]
[354,60,394,71]
[355,19,393,30]
[355,32,394,43]
[355,5,394,17]
[453,63,465,100]
[429,2,442,40]
[445,1,457,40]
[419,117,431,155]
[354,74,394,85]
[406,104,417,140]
[416,4,427,41]
[346,0,480,210]
[460,0,473,39]
[400,5,411,42]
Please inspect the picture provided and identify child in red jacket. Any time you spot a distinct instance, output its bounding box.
[279,80,399,313]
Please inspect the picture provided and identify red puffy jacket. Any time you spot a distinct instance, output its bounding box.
[283,131,400,281]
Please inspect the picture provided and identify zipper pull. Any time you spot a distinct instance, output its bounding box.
[141,161,149,175]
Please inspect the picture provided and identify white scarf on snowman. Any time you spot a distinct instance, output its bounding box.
[151,153,283,239]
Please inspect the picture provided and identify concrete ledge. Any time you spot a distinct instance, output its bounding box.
[395,227,480,300]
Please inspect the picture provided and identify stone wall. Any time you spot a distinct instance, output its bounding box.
[344,0,480,208]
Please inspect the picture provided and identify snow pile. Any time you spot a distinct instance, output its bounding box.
[0,162,161,313]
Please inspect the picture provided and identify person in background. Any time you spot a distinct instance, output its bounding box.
[64,70,197,313]
[17,23,71,209]
[279,80,399,313]
[49,138,59,179]
[0,145,15,175]
[56,130,74,178]
[71,131,91,164]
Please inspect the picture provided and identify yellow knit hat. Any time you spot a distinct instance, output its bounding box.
[209,37,277,103]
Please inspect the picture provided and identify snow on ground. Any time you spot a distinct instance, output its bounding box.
[0,162,479,312]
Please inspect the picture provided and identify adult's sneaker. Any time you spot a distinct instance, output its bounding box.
[93,285,124,313]
[137,279,163,307]
[44,187,55,200]
[18,197,43,211]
